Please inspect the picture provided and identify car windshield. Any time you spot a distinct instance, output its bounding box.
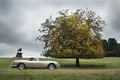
[34,57,40,61]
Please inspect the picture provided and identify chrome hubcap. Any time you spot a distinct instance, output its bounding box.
[19,64,25,70]
[49,64,55,70]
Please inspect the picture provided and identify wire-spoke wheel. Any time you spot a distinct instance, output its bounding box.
[48,64,55,70]
[18,63,26,70]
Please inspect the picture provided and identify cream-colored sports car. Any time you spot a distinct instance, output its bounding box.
[10,57,60,70]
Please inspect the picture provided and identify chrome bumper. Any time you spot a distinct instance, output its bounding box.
[56,64,60,68]
[10,65,17,68]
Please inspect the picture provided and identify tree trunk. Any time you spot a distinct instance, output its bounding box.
[76,58,79,66]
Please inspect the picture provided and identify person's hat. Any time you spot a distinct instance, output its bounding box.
[30,57,33,59]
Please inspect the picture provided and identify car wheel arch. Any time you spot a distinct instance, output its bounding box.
[47,63,56,68]
[17,63,25,66]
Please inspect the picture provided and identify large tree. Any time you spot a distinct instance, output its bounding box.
[108,38,117,51]
[103,38,120,57]
[102,39,109,55]
[37,9,106,66]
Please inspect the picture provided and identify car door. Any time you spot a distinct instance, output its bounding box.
[27,61,40,68]
[38,61,48,68]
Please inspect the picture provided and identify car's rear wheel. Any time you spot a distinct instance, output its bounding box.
[48,64,55,70]
[18,63,26,70]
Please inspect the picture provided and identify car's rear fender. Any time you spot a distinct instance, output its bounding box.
[47,63,56,68]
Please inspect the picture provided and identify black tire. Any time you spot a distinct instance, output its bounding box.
[18,63,26,70]
[48,64,55,70]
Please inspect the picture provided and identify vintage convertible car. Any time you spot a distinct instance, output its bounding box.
[10,57,60,70]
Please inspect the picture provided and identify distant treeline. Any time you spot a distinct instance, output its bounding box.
[102,38,120,57]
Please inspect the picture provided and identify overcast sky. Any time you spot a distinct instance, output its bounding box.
[0,0,120,58]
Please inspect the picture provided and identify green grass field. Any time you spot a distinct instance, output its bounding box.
[0,57,120,80]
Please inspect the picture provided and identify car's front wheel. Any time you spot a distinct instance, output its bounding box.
[18,63,26,70]
[48,64,55,70]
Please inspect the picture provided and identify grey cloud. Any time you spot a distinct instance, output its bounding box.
[42,0,107,7]
[111,0,120,31]
[0,16,25,45]
[0,0,13,14]
[0,0,44,57]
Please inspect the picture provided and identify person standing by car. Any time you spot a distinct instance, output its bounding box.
[30,57,33,61]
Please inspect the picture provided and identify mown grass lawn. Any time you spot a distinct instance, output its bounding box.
[0,57,120,80]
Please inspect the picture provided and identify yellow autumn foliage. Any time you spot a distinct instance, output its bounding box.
[38,8,106,59]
